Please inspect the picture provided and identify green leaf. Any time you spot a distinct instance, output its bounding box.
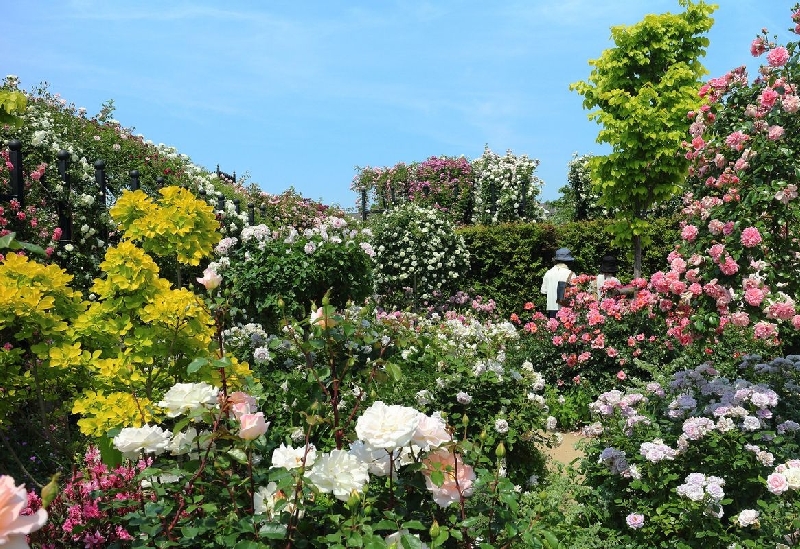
[187,357,209,374]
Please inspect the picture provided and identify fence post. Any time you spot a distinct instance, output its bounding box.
[57,150,72,242]
[233,198,241,214]
[156,176,164,188]
[248,203,255,225]
[129,170,140,191]
[8,139,24,210]
[216,194,225,212]
[259,204,266,218]
[94,160,107,207]
[361,189,368,222]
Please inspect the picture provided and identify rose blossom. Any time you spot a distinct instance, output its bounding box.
[753,321,778,340]
[760,87,779,109]
[228,391,258,419]
[681,225,699,242]
[196,267,222,290]
[355,401,420,450]
[767,46,789,67]
[740,227,762,248]
[304,449,370,501]
[411,413,452,451]
[626,513,645,529]
[422,449,476,507]
[768,125,785,140]
[766,472,789,494]
[0,475,48,547]
[239,412,269,440]
[737,509,760,528]
[310,307,336,328]
[349,441,409,477]
[157,382,219,418]
[113,425,172,459]
[271,443,317,469]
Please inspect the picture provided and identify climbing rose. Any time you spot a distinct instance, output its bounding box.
[767,46,789,67]
[741,227,762,248]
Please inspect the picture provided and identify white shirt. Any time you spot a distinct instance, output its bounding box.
[594,273,620,298]
[540,263,573,311]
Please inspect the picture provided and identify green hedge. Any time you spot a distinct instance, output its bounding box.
[458,216,680,315]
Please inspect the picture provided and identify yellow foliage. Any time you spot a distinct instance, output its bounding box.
[110,186,221,265]
[72,390,158,437]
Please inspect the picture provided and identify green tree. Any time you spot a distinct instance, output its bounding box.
[570,0,716,276]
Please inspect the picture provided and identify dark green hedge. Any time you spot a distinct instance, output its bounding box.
[458,216,680,315]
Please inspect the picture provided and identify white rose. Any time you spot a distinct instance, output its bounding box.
[349,441,410,477]
[113,425,172,459]
[271,443,316,470]
[412,414,451,451]
[304,449,370,501]
[157,382,219,418]
[355,401,420,450]
[784,467,800,490]
[168,427,198,456]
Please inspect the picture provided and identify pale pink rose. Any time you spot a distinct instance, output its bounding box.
[722,221,735,235]
[239,412,269,440]
[707,219,724,235]
[768,125,785,140]
[412,414,452,451]
[228,392,258,419]
[616,370,627,381]
[783,94,800,113]
[196,267,222,291]
[766,472,789,494]
[719,256,739,276]
[0,475,48,547]
[753,321,778,340]
[725,131,750,150]
[767,301,795,321]
[708,244,725,261]
[793,315,800,330]
[422,449,476,507]
[767,46,789,67]
[730,312,750,327]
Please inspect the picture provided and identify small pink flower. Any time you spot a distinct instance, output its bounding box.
[766,472,789,494]
[745,288,766,307]
[793,315,800,330]
[719,256,739,276]
[767,46,789,67]
[741,227,762,248]
[783,94,800,113]
[616,370,627,380]
[730,312,750,327]
[725,131,750,150]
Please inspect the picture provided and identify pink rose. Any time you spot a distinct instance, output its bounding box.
[412,414,452,451]
[196,267,222,291]
[616,370,627,380]
[767,46,789,67]
[745,288,766,307]
[741,227,762,248]
[751,37,766,57]
[760,88,779,109]
[766,472,789,495]
[239,412,269,440]
[793,315,800,330]
[422,449,476,507]
[310,307,336,329]
[0,475,49,546]
[753,321,778,340]
[768,125,785,140]
[229,392,258,419]
[681,225,699,242]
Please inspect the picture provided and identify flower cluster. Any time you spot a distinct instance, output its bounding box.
[371,202,470,310]
[471,145,544,224]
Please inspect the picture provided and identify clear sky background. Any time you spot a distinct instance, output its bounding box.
[3,1,796,210]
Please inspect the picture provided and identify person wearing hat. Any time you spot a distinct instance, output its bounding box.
[594,254,621,298]
[541,247,575,318]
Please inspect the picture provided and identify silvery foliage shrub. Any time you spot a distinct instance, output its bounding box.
[371,203,470,310]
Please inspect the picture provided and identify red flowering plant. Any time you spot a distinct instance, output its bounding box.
[408,155,475,224]
[668,6,800,352]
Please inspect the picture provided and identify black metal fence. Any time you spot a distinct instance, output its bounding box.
[1,140,273,245]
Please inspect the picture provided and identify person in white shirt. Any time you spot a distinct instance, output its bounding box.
[541,248,575,318]
[594,254,621,299]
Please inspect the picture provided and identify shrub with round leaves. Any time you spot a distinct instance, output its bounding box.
[371,203,470,310]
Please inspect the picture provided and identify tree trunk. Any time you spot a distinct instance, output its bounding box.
[633,234,642,279]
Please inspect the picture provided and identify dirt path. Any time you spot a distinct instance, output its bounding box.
[544,431,585,468]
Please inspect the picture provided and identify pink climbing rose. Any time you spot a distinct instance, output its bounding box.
[741,227,762,248]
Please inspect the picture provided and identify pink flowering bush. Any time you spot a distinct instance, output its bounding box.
[574,354,800,547]
[675,9,800,350]
[26,446,146,548]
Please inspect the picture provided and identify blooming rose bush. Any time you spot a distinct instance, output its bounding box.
[371,203,470,311]
[673,8,800,349]
[573,354,800,547]
[212,215,374,333]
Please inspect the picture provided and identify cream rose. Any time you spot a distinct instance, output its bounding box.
[157,382,219,418]
[355,401,420,450]
[304,449,370,501]
[238,412,269,440]
[113,425,172,459]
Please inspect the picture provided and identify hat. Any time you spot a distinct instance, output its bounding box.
[599,254,618,273]
[553,248,575,262]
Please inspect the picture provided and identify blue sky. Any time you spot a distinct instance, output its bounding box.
[3,1,796,209]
